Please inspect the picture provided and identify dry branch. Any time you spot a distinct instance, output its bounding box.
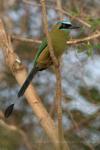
[11,35,41,44]
[0,19,61,150]
[56,0,63,19]
[66,31,100,44]
[23,0,91,28]
[11,31,100,46]
[40,1,69,150]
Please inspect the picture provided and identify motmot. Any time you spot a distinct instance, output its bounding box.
[5,19,79,117]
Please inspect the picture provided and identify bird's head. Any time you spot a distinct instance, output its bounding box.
[56,19,79,31]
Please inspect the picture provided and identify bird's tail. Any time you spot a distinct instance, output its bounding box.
[18,66,39,98]
[4,66,39,118]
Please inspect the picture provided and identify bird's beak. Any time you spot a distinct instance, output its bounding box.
[69,25,80,29]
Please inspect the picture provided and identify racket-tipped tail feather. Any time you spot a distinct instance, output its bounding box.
[5,104,14,118]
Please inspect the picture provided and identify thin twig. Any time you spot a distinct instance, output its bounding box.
[23,0,91,28]
[66,31,100,44]
[56,0,63,19]
[11,35,41,44]
[56,8,91,28]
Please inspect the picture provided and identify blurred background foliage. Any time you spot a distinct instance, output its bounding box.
[0,0,100,150]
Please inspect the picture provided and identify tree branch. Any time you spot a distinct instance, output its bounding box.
[0,19,61,150]
[11,31,100,46]
[23,0,91,28]
[66,31,100,44]
[40,1,69,150]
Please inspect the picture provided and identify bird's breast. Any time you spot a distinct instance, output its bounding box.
[50,30,68,57]
[37,30,68,69]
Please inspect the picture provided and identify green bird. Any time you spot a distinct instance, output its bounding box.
[18,20,79,97]
[5,20,79,117]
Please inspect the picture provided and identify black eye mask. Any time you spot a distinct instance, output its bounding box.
[59,23,80,29]
[59,23,72,29]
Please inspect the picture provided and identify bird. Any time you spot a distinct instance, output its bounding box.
[18,20,79,97]
[5,19,79,117]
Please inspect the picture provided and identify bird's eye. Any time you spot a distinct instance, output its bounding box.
[59,23,72,29]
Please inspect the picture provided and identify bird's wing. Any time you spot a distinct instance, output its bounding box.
[33,38,48,66]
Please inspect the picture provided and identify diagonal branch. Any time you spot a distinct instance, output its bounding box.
[23,0,91,28]
[0,19,61,150]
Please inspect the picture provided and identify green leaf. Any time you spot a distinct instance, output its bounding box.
[88,18,100,31]
[77,42,93,57]
[86,42,93,57]
[94,44,100,50]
